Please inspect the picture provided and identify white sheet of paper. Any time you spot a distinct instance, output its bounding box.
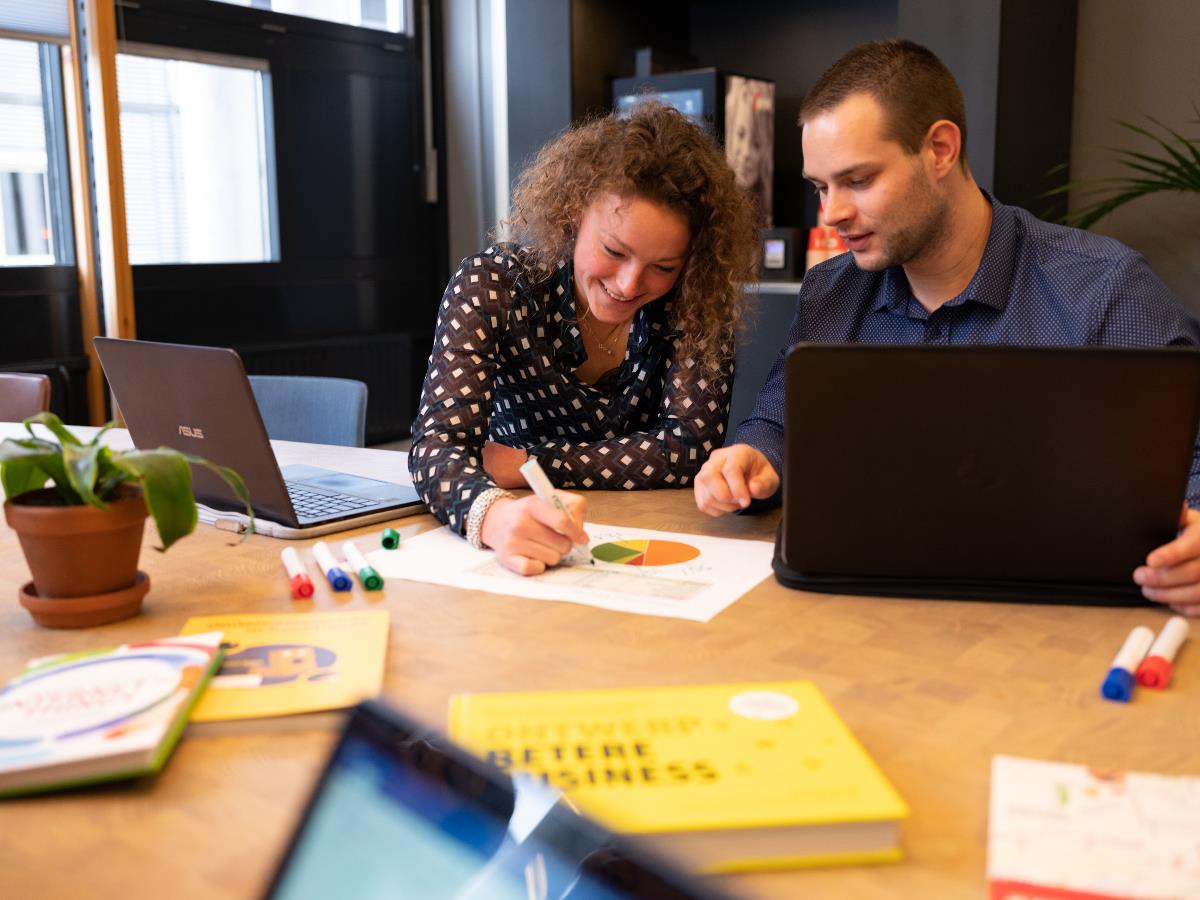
[367,523,774,622]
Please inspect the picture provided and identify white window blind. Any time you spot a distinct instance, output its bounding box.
[117,47,278,265]
[0,0,69,41]
[207,0,407,34]
[0,36,53,264]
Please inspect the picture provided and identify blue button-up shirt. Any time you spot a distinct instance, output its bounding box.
[735,193,1200,504]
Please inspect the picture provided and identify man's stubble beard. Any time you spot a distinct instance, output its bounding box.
[857,164,949,272]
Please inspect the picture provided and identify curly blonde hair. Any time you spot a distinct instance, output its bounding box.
[502,102,759,377]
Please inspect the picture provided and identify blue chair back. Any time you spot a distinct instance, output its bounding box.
[248,375,368,447]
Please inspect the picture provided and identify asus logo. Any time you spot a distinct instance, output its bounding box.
[178,425,205,439]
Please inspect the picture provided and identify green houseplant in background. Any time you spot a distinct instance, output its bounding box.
[0,412,253,628]
[1046,109,1200,229]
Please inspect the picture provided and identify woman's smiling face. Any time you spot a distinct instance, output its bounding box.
[572,192,691,324]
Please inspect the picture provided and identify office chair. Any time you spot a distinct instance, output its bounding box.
[247,375,368,447]
[0,372,52,421]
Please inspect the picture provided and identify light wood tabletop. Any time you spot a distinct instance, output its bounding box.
[0,431,1194,900]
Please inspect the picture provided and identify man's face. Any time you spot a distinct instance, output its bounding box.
[802,93,947,271]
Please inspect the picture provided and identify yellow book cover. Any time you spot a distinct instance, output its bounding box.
[448,680,908,873]
[179,610,388,722]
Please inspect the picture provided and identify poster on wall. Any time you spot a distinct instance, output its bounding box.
[725,74,775,227]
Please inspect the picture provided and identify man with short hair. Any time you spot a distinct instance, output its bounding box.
[694,39,1200,616]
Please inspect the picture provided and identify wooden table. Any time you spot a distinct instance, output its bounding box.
[0,432,1194,899]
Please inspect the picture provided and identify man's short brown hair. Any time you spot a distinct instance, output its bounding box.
[800,40,968,165]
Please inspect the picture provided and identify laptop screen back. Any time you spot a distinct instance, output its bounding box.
[94,337,298,523]
[780,344,1200,592]
[264,702,729,900]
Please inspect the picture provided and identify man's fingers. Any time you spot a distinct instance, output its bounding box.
[721,455,753,508]
[747,465,780,500]
[1145,508,1200,568]
[1135,557,1200,590]
[694,470,743,516]
[1142,581,1200,609]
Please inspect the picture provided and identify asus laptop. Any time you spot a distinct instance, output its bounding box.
[94,337,423,539]
[773,344,1200,605]
[263,700,731,900]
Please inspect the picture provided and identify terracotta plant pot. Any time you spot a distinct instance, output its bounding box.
[5,485,151,627]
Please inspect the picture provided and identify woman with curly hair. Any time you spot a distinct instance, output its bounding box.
[410,102,759,575]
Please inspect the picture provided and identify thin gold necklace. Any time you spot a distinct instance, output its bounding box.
[576,293,629,358]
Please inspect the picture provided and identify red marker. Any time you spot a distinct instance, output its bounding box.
[1136,616,1189,689]
[280,547,314,599]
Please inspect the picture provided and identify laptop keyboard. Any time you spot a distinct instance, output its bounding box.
[286,483,375,519]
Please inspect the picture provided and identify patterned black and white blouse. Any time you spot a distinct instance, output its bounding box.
[409,245,734,535]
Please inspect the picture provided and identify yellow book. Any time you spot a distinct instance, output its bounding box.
[448,680,909,873]
[179,610,388,723]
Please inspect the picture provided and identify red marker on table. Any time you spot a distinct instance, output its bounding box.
[280,547,314,599]
[1135,616,1189,689]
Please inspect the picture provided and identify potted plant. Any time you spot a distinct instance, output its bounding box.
[1,412,252,628]
[1045,109,1200,229]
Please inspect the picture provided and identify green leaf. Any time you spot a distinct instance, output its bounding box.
[0,437,81,503]
[108,450,198,551]
[61,440,107,510]
[22,411,83,447]
[0,459,50,497]
[181,453,256,537]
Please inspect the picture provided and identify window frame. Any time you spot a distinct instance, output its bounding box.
[115,40,281,266]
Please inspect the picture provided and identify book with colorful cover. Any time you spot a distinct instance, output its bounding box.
[447,680,908,873]
[987,755,1200,900]
[179,610,389,723]
[0,632,224,798]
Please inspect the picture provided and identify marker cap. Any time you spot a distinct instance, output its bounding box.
[358,567,383,591]
[1135,655,1173,689]
[1101,667,1135,702]
[381,528,401,550]
[328,568,352,592]
[289,573,314,599]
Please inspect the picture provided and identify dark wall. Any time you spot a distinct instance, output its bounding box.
[570,0,692,121]
[993,0,1077,216]
[504,0,573,184]
[549,0,1076,232]
[900,0,1078,216]
[898,0,1002,194]
[689,0,898,232]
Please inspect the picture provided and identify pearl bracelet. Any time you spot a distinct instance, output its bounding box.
[466,487,515,549]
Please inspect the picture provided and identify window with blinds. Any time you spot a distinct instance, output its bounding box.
[117,48,278,265]
[206,0,407,34]
[0,37,57,266]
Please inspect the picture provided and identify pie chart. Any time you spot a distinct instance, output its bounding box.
[591,539,701,567]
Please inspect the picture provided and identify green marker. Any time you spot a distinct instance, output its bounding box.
[381,527,401,549]
[342,540,384,590]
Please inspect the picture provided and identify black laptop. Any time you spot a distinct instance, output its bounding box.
[262,700,732,900]
[772,344,1200,605]
[94,337,423,539]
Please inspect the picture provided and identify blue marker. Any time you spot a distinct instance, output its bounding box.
[1100,625,1154,702]
[312,541,352,592]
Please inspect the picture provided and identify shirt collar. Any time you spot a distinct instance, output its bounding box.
[870,189,1015,314]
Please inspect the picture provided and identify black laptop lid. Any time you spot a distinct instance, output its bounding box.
[263,701,732,900]
[776,344,1200,603]
[94,337,298,525]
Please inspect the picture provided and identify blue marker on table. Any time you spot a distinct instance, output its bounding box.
[312,541,352,592]
[1100,625,1155,702]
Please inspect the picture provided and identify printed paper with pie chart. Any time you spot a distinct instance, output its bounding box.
[369,523,775,622]
[591,539,701,567]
